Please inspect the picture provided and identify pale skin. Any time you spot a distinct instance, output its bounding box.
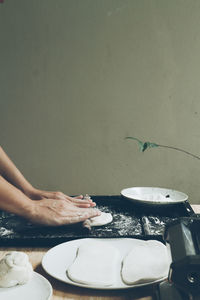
[0,146,101,226]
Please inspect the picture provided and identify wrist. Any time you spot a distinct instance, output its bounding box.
[23,186,40,199]
[22,199,37,221]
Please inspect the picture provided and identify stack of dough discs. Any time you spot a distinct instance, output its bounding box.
[67,240,120,287]
[121,240,169,284]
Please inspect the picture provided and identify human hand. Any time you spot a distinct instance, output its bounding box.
[28,198,101,226]
[25,188,96,208]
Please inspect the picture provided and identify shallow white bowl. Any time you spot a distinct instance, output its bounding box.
[121,187,188,205]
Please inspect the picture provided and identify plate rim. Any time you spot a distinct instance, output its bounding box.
[33,272,53,300]
[42,237,168,290]
[120,186,188,205]
[0,271,52,300]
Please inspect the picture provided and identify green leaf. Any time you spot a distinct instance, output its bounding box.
[144,142,159,152]
[141,142,148,152]
[125,137,144,152]
[125,137,159,152]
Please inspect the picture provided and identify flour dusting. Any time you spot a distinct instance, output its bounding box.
[95,205,142,236]
[0,227,14,236]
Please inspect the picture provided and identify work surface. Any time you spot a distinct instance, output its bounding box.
[0,204,199,300]
[0,196,194,246]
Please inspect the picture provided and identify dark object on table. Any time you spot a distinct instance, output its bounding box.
[0,195,195,246]
[155,217,200,300]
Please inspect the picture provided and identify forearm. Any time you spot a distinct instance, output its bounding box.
[0,176,34,218]
[0,146,33,194]
[0,176,101,226]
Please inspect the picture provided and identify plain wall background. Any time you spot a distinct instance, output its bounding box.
[1,0,200,203]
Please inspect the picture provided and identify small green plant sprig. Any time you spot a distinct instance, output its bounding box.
[125,137,200,160]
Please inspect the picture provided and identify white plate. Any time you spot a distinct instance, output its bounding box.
[0,272,52,300]
[42,238,169,290]
[121,187,188,205]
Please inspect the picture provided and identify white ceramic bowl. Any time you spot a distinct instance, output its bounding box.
[121,187,188,205]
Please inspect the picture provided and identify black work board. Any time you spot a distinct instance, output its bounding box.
[0,195,195,246]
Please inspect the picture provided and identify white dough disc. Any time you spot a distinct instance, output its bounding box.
[121,240,170,285]
[67,240,120,286]
[89,212,113,226]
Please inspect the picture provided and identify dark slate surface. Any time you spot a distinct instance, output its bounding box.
[0,196,195,246]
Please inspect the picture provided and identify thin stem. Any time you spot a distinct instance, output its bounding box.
[157,144,200,160]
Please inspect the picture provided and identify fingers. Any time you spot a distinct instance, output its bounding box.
[40,191,96,208]
[51,193,84,202]
[66,195,96,208]
[42,191,68,201]
[74,195,84,199]
[51,192,66,200]
[46,192,94,204]
[61,208,101,225]
[29,196,101,226]
[69,198,96,208]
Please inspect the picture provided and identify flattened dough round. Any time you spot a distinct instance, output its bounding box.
[121,240,170,284]
[67,240,120,286]
[89,212,113,226]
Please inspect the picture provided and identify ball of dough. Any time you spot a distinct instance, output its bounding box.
[0,251,33,288]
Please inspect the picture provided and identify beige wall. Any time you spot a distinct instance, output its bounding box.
[1,0,200,203]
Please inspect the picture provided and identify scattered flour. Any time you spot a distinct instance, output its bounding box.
[0,227,14,236]
[96,205,141,236]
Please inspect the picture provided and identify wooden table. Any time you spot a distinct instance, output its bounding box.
[0,205,199,300]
